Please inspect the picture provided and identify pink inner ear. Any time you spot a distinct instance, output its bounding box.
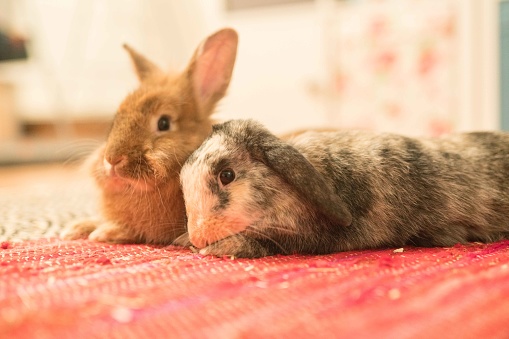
[193,30,237,104]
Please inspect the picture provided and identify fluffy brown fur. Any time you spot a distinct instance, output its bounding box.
[61,28,238,244]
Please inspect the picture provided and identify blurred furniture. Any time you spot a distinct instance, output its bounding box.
[0,82,18,141]
[0,29,27,141]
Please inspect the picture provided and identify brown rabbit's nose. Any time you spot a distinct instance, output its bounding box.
[103,155,127,176]
[106,155,126,166]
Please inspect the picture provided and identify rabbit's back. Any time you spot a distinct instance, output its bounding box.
[290,130,509,249]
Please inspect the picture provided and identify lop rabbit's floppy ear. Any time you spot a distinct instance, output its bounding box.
[187,28,238,117]
[238,121,353,227]
[123,44,163,82]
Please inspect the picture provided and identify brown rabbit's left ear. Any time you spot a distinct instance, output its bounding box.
[186,28,238,118]
[245,124,352,227]
[123,44,163,82]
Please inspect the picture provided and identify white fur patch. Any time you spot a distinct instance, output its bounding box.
[181,135,222,245]
[103,157,112,176]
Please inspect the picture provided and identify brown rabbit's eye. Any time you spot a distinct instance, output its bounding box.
[219,168,235,186]
[157,115,171,131]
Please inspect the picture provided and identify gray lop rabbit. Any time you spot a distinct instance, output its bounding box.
[176,119,509,258]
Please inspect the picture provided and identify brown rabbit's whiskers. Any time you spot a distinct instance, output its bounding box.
[59,139,102,167]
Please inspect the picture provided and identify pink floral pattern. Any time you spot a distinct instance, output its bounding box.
[325,0,458,137]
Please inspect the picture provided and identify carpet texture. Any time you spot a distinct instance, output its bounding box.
[1,166,509,338]
[1,239,509,338]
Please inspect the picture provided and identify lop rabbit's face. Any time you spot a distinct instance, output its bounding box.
[180,120,352,249]
[181,133,265,248]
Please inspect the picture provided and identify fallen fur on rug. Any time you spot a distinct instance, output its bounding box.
[1,166,508,338]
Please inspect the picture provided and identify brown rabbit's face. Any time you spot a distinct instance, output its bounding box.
[96,79,213,193]
[90,28,238,194]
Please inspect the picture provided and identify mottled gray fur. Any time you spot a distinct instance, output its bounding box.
[177,119,509,258]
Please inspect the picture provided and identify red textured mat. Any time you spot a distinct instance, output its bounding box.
[1,239,509,339]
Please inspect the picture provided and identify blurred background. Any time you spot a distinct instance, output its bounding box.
[0,0,507,165]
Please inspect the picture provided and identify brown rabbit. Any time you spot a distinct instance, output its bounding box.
[61,28,238,244]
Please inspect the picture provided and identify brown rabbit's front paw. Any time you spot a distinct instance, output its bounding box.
[88,222,139,244]
[61,220,99,240]
[172,232,192,248]
[198,236,270,258]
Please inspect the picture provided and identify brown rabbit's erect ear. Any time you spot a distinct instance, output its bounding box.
[123,44,163,82]
[240,121,353,227]
[187,28,238,117]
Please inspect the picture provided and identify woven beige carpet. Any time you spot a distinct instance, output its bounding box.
[0,164,97,241]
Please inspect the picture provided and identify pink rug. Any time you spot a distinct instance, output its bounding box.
[1,238,508,338]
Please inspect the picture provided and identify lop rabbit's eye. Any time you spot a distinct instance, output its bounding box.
[219,168,235,186]
[157,115,171,131]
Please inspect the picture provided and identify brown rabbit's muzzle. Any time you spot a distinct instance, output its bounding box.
[100,142,158,192]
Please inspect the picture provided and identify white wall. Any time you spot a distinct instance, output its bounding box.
[456,0,500,131]
[209,2,330,133]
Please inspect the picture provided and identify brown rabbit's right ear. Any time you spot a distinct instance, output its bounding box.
[123,44,163,82]
[186,28,238,117]
[236,121,353,227]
